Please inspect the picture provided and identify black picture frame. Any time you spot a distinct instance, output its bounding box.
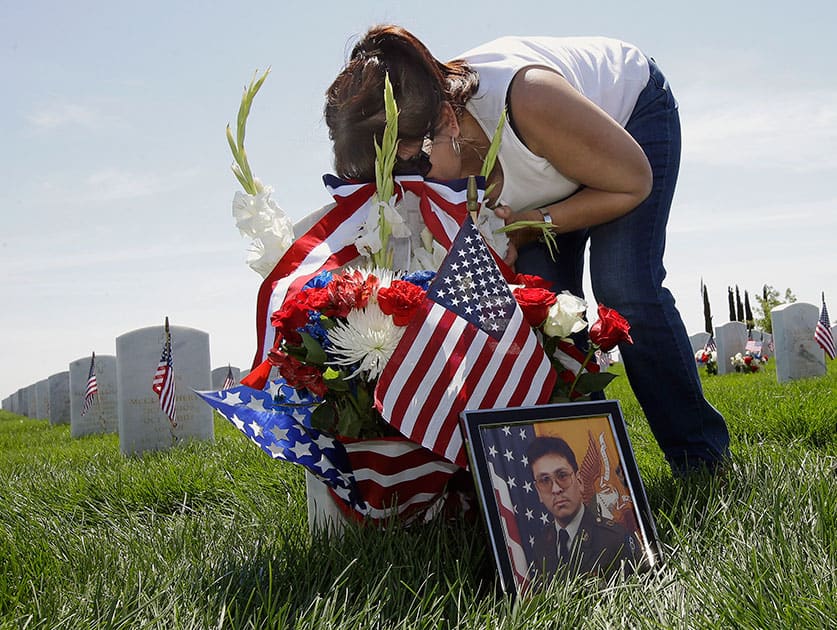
[460,400,662,595]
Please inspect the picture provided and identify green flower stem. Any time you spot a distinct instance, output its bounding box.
[568,344,597,400]
[495,220,560,260]
[371,73,399,268]
[226,68,271,195]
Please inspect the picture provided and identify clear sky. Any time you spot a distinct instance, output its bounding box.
[2,1,834,398]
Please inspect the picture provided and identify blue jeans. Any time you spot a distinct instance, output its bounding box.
[516,58,730,473]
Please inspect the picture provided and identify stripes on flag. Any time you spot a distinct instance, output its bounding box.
[221,365,236,391]
[375,216,556,468]
[326,437,465,525]
[814,294,836,360]
[704,335,717,353]
[152,319,177,428]
[80,353,98,417]
[490,461,532,593]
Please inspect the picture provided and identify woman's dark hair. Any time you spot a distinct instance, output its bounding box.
[324,24,479,181]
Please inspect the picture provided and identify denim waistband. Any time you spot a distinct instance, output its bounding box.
[630,55,678,119]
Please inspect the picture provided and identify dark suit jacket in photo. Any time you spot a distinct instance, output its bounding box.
[531,503,640,578]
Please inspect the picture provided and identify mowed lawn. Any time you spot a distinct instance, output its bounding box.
[1,359,835,629]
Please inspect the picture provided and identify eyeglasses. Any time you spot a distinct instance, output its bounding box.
[392,134,436,177]
[534,469,576,491]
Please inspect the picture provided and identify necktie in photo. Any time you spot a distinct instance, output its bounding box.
[558,528,570,563]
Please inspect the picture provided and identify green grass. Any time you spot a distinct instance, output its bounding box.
[1,360,836,629]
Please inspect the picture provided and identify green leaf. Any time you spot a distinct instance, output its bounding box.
[572,372,618,395]
[299,332,327,365]
[323,368,349,392]
[336,405,363,438]
[480,108,507,181]
[310,403,336,432]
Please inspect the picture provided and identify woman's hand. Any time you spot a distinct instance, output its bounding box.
[494,204,543,266]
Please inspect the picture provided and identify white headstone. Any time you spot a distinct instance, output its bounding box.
[689,332,710,355]
[771,302,826,383]
[48,372,71,425]
[34,379,50,419]
[715,322,748,375]
[116,324,213,455]
[211,366,241,390]
[69,355,118,437]
[239,368,250,382]
[14,389,26,416]
[26,385,38,418]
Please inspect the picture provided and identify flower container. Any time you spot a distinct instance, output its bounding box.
[305,435,471,536]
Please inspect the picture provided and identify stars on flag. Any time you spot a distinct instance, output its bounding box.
[195,381,365,512]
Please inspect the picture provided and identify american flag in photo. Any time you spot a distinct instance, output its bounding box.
[480,424,556,571]
[375,216,556,468]
[196,380,365,512]
[815,293,836,360]
[489,460,532,592]
[251,175,496,367]
[80,352,98,417]
[152,318,177,428]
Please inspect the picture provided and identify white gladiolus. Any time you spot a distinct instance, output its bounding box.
[232,185,295,278]
[411,227,447,271]
[543,291,588,339]
[380,199,411,238]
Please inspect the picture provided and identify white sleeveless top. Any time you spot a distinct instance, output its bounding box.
[458,36,650,212]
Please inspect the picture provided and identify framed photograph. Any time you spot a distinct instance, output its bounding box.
[460,400,662,595]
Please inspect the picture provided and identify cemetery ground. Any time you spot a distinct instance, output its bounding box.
[1,361,835,629]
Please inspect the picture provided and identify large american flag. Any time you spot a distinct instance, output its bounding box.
[251,175,507,367]
[196,382,365,512]
[80,352,98,417]
[375,216,557,468]
[814,294,836,360]
[152,318,177,428]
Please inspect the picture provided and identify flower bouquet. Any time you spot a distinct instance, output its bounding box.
[695,348,718,375]
[730,351,764,373]
[200,70,634,528]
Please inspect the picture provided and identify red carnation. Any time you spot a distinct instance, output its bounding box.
[326,270,377,317]
[513,287,557,328]
[378,280,426,326]
[589,304,633,352]
[513,273,554,290]
[270,295,311,345]
[273,352,327,397]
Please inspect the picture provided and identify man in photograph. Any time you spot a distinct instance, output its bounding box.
[527,436,639,578]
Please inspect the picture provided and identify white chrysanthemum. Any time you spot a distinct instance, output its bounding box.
[327,302,405,380]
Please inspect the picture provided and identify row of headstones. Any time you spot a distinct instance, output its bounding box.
[689,302,836,382]
[0,324,250,455]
